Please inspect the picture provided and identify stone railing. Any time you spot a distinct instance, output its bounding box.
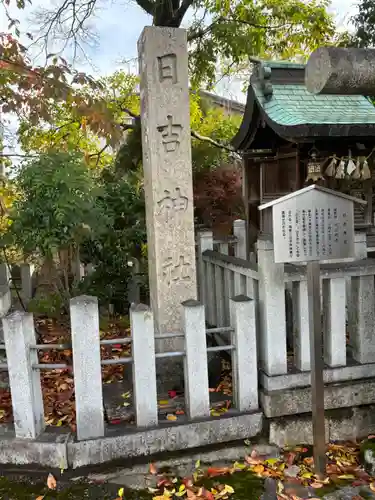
[0,293,261,467]
[198,227,375,444]
[197,220,258,329]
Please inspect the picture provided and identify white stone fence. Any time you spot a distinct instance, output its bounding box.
[0,262,36,304]
[196,220,257,328]
[0,293,258,441]
[198,225,375,395]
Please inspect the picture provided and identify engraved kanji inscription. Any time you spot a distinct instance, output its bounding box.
[158,53,177,84]
[157,187,188,222]
[162,255,192,286]
[157,115,182,153]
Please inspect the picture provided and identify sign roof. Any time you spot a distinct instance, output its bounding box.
[258,184,367,211]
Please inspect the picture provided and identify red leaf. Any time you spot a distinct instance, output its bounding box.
[149,462,158,475]
[206,467,230,477]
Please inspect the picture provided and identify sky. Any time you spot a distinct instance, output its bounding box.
[1,0,358,98]
[0,0,359,158]
[0,0,359,154]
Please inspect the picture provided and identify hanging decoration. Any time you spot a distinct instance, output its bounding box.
[346,150,356,176]
[305,150,324,183]
[324,156,337,177]
[352,158,361,180]
[335,159,346,179]
[362,158,371,180]
[322,147,374,181]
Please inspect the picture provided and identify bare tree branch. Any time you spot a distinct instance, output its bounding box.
[30,0,98,63]
[119,106,140,119]
[172,0,195,27]
[134,0,156,16]
[0,153,38,158]
[191,130,239,156]
[89,143,110,166]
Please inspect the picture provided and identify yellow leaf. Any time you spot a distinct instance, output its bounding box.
[211,411,221,417]
[224,484,234,494]
[36,496,44,500]
[167,414,177,421]
[152,496,169,500]
[314,477,330,484]
[159,400,169,405]
[253,464,265,474]
[195,459,200,469]
[47,473,57,490]
[277,481,284,494]
[301,472,314,479]
[264,458,279,465]
[337,474,355,480]
[123,402,130,407]
[175,487,186,497]
[233,461,246,470]
[118,487,124,497]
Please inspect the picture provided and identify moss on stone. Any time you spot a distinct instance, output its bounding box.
[0,477,150,500]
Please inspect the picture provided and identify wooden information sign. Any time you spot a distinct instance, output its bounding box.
[259,185,366,476]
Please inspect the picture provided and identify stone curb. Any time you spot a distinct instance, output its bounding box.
[0,411,263,469]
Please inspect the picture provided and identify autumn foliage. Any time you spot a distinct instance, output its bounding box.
[193,163,244,235]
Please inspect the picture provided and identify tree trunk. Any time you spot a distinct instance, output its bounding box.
[305,47,375,95]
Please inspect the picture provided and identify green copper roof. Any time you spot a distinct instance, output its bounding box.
[253,83,375,126]
[262,61,305,70]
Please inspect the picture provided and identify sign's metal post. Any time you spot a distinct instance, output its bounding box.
[307,260,326,477]
[258,184,366,479]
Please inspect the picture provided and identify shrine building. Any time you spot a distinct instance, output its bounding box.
[231,61,375,252]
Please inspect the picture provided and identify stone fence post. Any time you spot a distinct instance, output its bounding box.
[347,231,367,345]
[2,312,45,438]
[0,286,11,320]
[0,263,10,287]
[197,231,214,320]
[127,257,141,305]
[257,236,287,375]
[70,295,104,441]
[130,304,158,427]
[354,231,367,258]
[183,300,210,419]
[349,269,375,364]
[233,219,247,260]
[20,263,34,304]
[230,295,258,411]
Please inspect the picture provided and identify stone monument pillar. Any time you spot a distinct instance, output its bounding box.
[138,27,197,360]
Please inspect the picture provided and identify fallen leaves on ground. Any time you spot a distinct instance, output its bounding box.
[141,439,375,500]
